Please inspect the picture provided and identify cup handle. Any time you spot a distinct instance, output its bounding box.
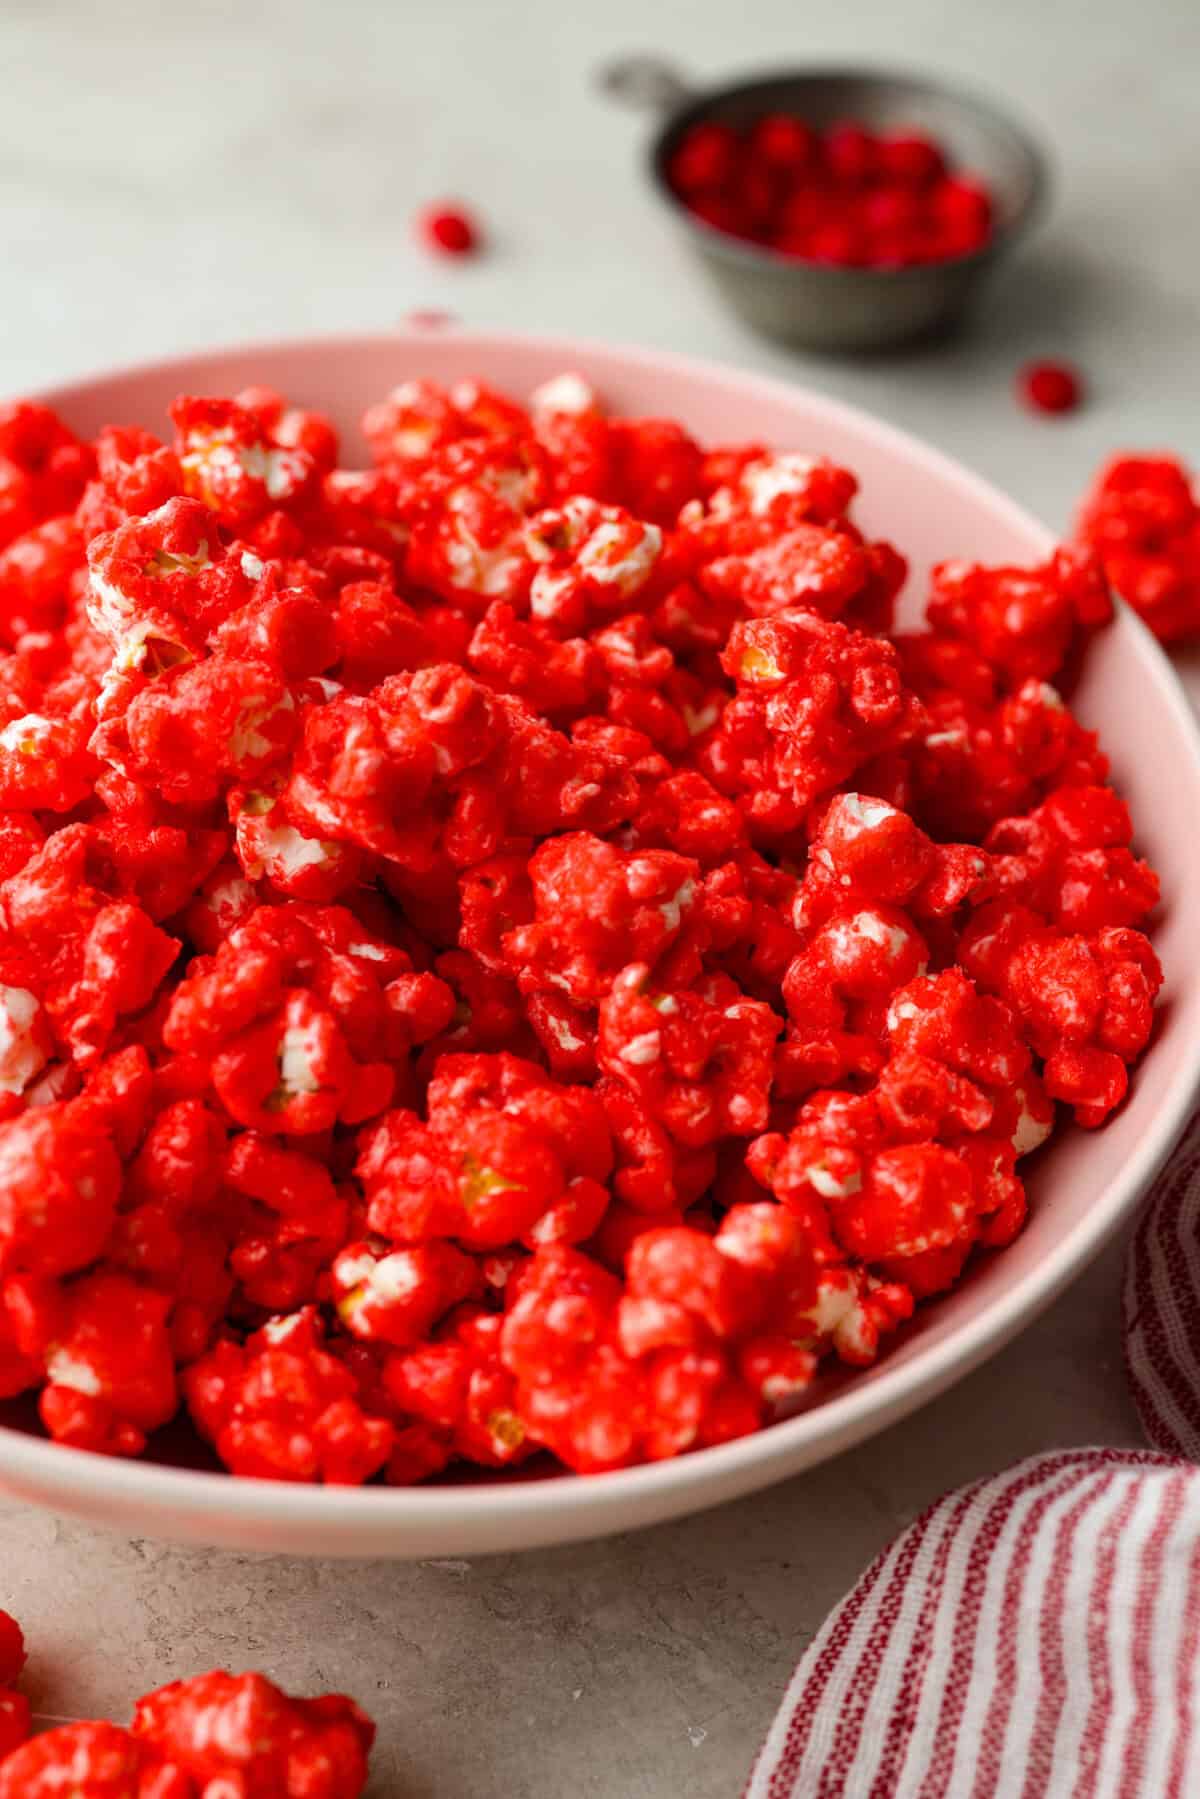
[595,54,696,113]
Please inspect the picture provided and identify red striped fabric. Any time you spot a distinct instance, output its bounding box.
[745,1450,1200,1799]
[1123,1112,1200,1458]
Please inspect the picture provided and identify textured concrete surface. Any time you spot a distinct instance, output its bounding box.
[0,0,1196,1792]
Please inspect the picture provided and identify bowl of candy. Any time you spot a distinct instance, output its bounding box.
[604,59,1047,348]
[0,328,1196,1558]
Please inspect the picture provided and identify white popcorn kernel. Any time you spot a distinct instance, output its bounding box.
[444,529,526,598]
[741,452,820,516]
[851,910,890,947]
[1012,1089,1054,1157]
[530,371,598,416]
[578,520,662,596]
[86,569,137,639]
[545,1014,587,1054]
[0,987,46,1093]
[837,793,896,834]
[228,689,294,764]
[335,1251,378,1289]
[886,996,921,1033]
[244,822,332,882]
[0,714,54,756]
[853,911,911,957]
[207,877,255,917]
[833,1304,876,1362]
[807,1162,862,1200]
[46,1351,101,1397]
[278,1024,323,1095]
[805,1275,858,1337]
[620,1031,661,1066]
[658,879,696,934]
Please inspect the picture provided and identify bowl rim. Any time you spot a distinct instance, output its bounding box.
[2,324,1198,1537]
[645,61,1050,279]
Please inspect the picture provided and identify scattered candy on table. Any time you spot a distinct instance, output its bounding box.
[0,371,1165,1483]
[415,202,481,257]
[1018,358,1085,416]
[0,1606,374,1796]
[666,114,995,266]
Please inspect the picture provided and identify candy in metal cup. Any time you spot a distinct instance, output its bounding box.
[601,57,1048,351]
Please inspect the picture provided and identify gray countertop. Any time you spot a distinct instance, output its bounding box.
[1,1,1197,1792]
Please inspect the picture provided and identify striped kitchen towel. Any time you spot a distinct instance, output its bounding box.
[745,1447,1200,1797]
[1124,1110,1200,1459]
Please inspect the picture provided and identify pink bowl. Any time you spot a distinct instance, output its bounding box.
[2,328,1198,1557]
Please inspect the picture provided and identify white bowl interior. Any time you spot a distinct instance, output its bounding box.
[1,330,1197,1556]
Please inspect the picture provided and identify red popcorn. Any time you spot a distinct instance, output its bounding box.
[598,964,780,1147]
[958,908,1161,1126]
[699,523,871,622]
[85,495,249,678]
[0,366,1162,1484]
[222,1129,347,1312]
[525,495,664,629]
[606,418,704,526]
[0,1689,29,1765]
[0,1616,24,1690]
[0,1100,121,1279]
[171,395,317,527]
[384,1304,528,1471]
[35,1281,174,1457]
[0,403,92,553]
[403,438,547,611]
[984,783,1159,934]
[798,791,938,915]
[626,1226,758,1340]
[680,452,861,563]
[0,1610,375,1797]
[0,515,85,645]
[1076,453,1200,642]
[132,1671,374,1796]
[362,379,467,466]
[884,969,1030,1089]
[184,1307,392,1482]
[833,1142,975,1261]
[0,1722,159,1798]
[787,903,929,1005]
[360,1051,611,1252]
[925,546,1112,685]
[909,674,1109,840]
[706,610,923,836]
[332,1238,478,1346]
[499,1242,761,1471]
[501,832,700,1003]
[162,906,397,1135]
